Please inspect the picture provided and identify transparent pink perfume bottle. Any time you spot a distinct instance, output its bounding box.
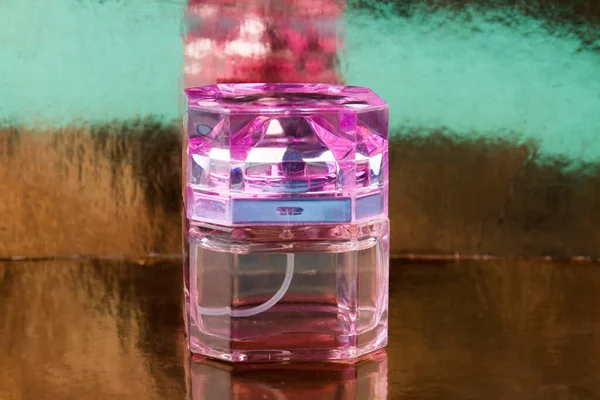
[183,83,389,362]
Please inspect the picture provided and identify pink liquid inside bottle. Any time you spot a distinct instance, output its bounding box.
[183,83,389,362]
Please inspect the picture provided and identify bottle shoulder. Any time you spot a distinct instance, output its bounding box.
[186,218,389,254]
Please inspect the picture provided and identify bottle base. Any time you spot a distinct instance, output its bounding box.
[188,324,388,363]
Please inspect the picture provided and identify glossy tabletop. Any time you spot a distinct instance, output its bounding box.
[1,258,599,399]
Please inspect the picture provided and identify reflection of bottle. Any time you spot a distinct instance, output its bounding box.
[184,83,389,362]
[184,0,344,87]
[188,350,388,400]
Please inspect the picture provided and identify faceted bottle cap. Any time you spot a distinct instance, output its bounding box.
[184,83,388,225]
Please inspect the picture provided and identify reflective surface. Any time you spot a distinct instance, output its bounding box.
[2,258,600,398]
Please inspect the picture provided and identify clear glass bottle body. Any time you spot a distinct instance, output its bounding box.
[184,219,389,362]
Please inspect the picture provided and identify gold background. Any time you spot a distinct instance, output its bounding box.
[4,126,600,258]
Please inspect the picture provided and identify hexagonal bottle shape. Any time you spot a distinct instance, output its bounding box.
[183,83,389,362]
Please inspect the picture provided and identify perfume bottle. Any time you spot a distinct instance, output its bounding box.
[183,83,389,362]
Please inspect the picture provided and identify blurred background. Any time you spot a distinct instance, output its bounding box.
[2,1,600,399]
[2,0,599,259]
